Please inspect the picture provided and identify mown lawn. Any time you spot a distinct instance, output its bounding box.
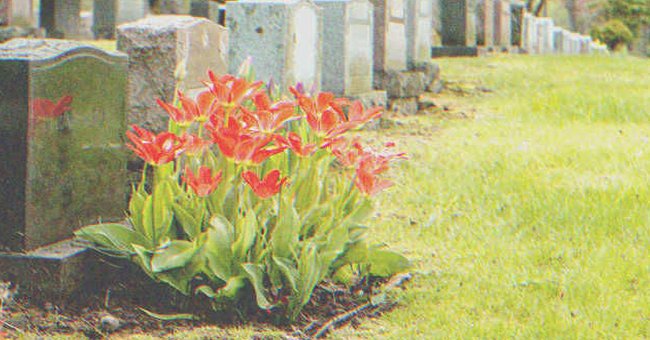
[38,54,649,339]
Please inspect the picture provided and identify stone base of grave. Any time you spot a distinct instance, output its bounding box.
[388,97,419,115]
[0,239,94,303]
[0,26,43,43]
[431,46,479,58]
[349,90,388,109]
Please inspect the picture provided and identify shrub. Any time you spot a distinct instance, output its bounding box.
[76,68,409,321]
[591,19,635,50]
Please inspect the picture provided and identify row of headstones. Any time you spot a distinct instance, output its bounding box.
[0,0,438,256]
[520,13,607,55]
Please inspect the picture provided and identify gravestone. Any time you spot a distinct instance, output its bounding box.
[227,0,322,93]
[191,0,220,22]
[118,15,228,132]
[40,0,82,38]
[475,0,493,47]
[406,0,433,66]
[158,0,191,14]
[521,13,536,53]
[493,0,510,49]
[552,27,563,53]
[534,18,553,54]
[0,39,127,253]
[370,0,407,75]
[314,0,373,96]
[0,0,10,26]
[580,36,592,54]
[509,1,524,47]
[440,0,475,47]
[561,29,571,54]
[431,0,441,46]
[569,33,580,54]
[93,0,150,39]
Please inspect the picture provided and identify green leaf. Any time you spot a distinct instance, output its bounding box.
[272,256,298,292]
[139,307,197,321]
[75,223,149,253]
[129,185,147,236]
[241,263,273,310]
[367,249,411,277]
[153,180,174,241]
[173,202,202,239]
[204,216,235,281]
[132,244,153,275]
[151,240,198,273]
[233,210,258,261]
[271,197,300,259]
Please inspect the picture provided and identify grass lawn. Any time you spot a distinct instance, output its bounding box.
[36,54,649,339]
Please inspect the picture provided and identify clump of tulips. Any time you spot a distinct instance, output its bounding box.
[76,70,409,321]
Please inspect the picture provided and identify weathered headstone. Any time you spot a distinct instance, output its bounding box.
[227,0,322,93]
[534,18,553,54]
[406,0,433,66]
[314,0,373,96]
[370,0,407,75]
[118,15,228,132]
[509,1,525,47]
[431,0,441,46]
[190,0,220,22]
[39,0,82,38]
[552,27,563,53]
[521,13,536,54]
[93,0,150,39]
[158,0,191,14]
[561,29,571,54]
[493,0,510,49]
[569,32,580,54]
[0,0,10,26]
[0,39,127,253]
[475,0,493,47]
[440,0,475,47]
[580,36,592,54]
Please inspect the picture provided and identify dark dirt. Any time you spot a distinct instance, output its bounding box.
[0,256,399,339]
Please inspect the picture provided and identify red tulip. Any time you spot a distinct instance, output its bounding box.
[206,71,264,109]
[180,133,213,156]
[157,90,218,125]
[354,156,394,196]
[242,170,287,199]
[290,88,351,139]
[126,125,184,165]
[241,92,299,134]
[183,166,223,197]
[275,132,317,157]
[209,117,286,164]
[347,100,382,126]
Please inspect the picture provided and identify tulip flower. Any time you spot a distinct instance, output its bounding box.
[180,133,213,156]
[183,166,223,197]
[206,71,264,109]
[275,133,317,157]
[347,100,382,126]
[242,94,299,134]
[31,95,73,121]
[290,89,352,139]
[354,156,394,196]
[242,170,287,199]
[209,117,286,164]
[126,125,184,165]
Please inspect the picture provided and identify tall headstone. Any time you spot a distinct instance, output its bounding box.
[406,0,433,66]
[509,1,525,47]
[314,0,373,96]
[158,0,191,14]
[0,0,10,26]
[521,13,536,53]
[190,0,220,22]
[93,0,149,39]
[534,18,553,54]
[552,27,563,53]
[569,33,580,54]
[475,0,493,47]
[118,15,228,132]
[431,0,441,46]
[561,29,571,54]
[493,0,510,49]
[440,0,475,47]
[227,0,322,93]
[370,0,407,74]
[0,39,128,252]
[39,0,82,38]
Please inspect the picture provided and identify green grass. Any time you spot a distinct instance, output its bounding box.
[333,54,650,339]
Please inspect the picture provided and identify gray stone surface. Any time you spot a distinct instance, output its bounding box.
[11,0,34,27]
[190,0,220,22]
[227,0,322,92]
[383,69,426,98]
[406,0,433,67]
[552,27,563,53]
[431,0,441,46]
[315,0,373,95]
[158,0,191,14]
[440,0,475,47]
[475,0,493,47]
[39,0,82,38]
[509,1,524,47]
[371,0,407,74]
[1,0,11,26]
[388,97,418,115]
[350,90,388,109]
[412,60,441,92]
[534,18,553,54]
[118,15,228,131]
[94,0,150,39]
[493,0,510,48]
[0,39,128,251]
[521,13,536,53]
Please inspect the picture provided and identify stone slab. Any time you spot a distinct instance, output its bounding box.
[509,1,524,47]
[440,0,476,47]
[475,0,493,47]
[406,0,433,67]
[493,0,510,48]
[0,39,128,252]
[370,0,408,74]
[431,45,478,57]
[227,0,322,93]
[118,15,228,132]
[39,0,82,38]
[315,0,373,95]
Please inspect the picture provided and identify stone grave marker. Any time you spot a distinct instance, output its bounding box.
[93,0,150,39]
[0,0,10,26]
[475,0,493,47]
[552,27,563,53]
[314,0,373,96]
[158,0,191,14]
[561,29,571,54]
[493,0,510,49]
[569,33,580,54]
[118,15,228,132]
[431,0,441,46]
[440,0,475,47]
[534,18,553,54]
[509,1,525,47]
[39,0,82,38]
[0,39,127,253]
[370,0,407,75]
[580,36,592,54]
[227,0,322,93]
[191,0,220,22]
[406,0,433,66]
[521,13,537,53]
